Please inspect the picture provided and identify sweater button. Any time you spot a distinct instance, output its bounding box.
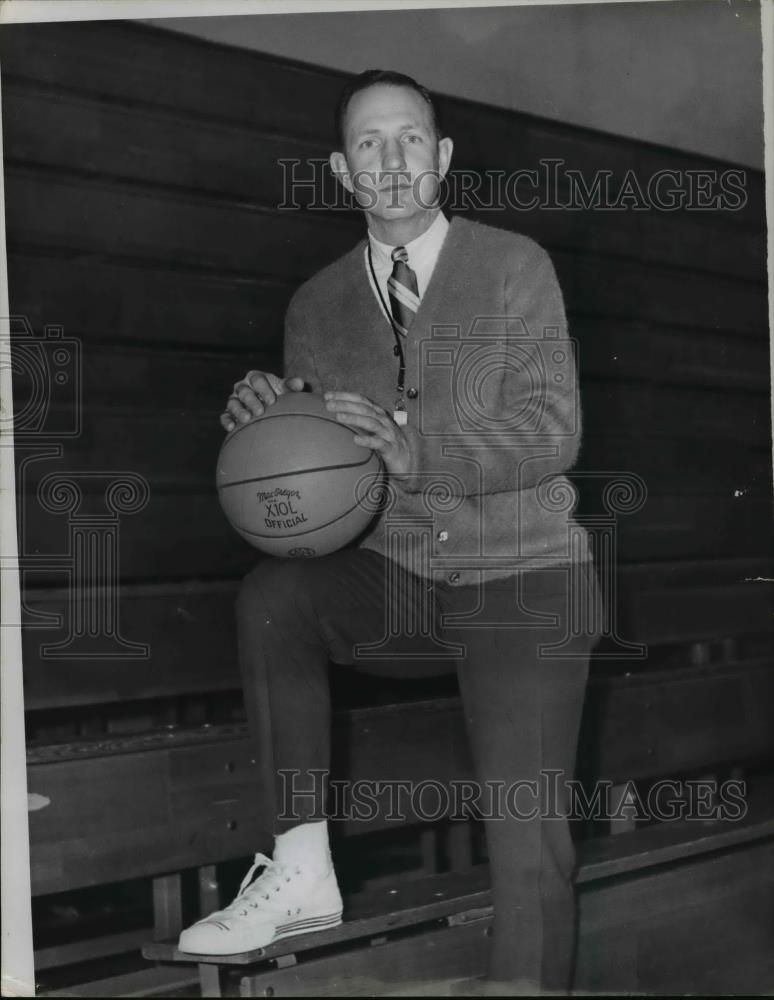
[406,387,418,399]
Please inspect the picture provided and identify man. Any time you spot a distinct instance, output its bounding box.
[179,70,604,993]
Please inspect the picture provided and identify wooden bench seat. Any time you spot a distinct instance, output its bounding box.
[27,652,774,899]
[141,780,774,995]
[26,646,773,941]
[27,661,774,995]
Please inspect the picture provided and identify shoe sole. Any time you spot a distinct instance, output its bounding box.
[179,909,343,957]
[273,908,343,941]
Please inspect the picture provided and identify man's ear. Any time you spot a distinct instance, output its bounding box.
[437,137,454,181]
[329,151,354,194]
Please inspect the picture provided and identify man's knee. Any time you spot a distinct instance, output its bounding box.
[236,557,313,625]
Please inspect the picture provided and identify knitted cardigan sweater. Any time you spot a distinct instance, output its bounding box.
[283,215,590,586]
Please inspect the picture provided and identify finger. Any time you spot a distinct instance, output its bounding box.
[353,433,386,452]
[323,391,374,405]
[284,376,306,392]
[242,372,279,408]
[325,398,387,421]
[334,411,394,440]
[235,383,270,416]
[264,372,288,398]
[225,396,256,424]
[220,413,237,433]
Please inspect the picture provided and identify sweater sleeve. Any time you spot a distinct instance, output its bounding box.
[398,242,581,496]
[283,291,324,394]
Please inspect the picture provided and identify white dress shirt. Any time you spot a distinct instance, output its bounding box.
[364,211,449,323]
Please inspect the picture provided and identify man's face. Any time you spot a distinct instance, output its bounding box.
[332,84,453,225]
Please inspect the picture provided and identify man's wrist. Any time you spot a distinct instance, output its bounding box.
[389,428,424,493]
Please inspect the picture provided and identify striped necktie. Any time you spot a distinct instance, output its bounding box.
[387,246,420,337]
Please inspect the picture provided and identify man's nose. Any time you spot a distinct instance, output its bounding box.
[381,140,407,172]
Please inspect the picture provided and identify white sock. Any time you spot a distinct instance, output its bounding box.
[273,821,332,876]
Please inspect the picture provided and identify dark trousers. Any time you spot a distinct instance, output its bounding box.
[236,547,604,991]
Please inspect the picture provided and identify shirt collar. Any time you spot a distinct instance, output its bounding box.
[367,211,449,272]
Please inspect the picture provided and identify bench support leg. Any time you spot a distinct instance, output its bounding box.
[446,820,474,872]
[609,783,637,835]
[198,863,220,917]
[153,872,183,940]
[419,827,438,876]
[198,962,223,998]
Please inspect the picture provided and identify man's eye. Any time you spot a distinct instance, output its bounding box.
[360,139,376,149]
[404,135,421,143]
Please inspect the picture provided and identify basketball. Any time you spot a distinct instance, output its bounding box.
[216,391,383,557]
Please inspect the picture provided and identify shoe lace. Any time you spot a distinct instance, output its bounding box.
[221,853,302,919]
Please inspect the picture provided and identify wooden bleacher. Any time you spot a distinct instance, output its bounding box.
[26,603,774,994]
[2,18,771,996]
[143,787,774,998]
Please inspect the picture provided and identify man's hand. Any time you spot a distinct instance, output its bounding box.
[324,391,412,479]
[221,371,305,433]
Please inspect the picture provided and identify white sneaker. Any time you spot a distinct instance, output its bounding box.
[177,852,343,956]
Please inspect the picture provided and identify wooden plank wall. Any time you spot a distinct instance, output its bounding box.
[2,19,771,730]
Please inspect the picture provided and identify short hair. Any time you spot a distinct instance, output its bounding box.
[334,69,443,147]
